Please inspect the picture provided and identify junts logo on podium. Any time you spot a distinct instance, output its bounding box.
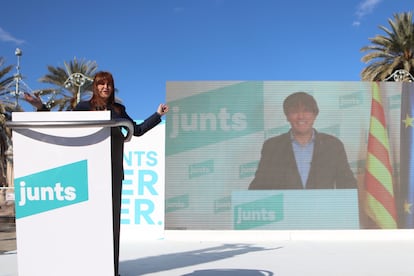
[233,194,284,230]
[14,160,89,219]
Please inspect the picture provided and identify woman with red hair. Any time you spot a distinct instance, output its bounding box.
[25,71,168,276]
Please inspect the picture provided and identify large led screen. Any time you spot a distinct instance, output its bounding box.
[165,81,414,230]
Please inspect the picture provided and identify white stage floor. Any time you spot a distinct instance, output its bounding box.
[1,230,414,276]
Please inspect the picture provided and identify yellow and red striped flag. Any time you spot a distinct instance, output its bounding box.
[364,82,397,228]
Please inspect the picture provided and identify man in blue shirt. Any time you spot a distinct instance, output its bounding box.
[249,92,357,190]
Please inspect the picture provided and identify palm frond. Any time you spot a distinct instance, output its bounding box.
[37,57,98,110]
[360,12,414,81]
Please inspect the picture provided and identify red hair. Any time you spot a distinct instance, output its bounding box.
[90,71,116,109]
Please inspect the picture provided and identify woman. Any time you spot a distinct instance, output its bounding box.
[25,71,168,276]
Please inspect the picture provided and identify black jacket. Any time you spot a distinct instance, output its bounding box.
[249,131,357,190]
[74,101,162,183]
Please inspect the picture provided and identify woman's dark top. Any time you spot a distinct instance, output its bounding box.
[74,101,162,184]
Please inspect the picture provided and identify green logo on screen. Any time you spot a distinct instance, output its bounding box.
[339,92,363,108]
[166,82,264,155]
[214,196,231,213]
[239,161,259,178]
[234,194,284,230]
[189,159,214,179]
[14,160,89,219]
[388,94,401,110]
[165,194,189,213]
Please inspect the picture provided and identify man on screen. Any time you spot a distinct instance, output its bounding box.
[249,92,357,190]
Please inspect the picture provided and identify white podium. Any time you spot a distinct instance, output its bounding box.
[7,111,133,276]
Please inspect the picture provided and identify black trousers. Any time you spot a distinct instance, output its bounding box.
[112,175,122,276]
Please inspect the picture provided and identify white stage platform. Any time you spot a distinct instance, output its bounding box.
[1,230,414,276]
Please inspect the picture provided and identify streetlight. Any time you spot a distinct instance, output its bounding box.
[384,69,414,82]
[0,48,29,106]
[64,72,93,104]
[14,48,22,105]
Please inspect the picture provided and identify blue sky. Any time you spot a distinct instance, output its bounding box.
[0,0,411,119]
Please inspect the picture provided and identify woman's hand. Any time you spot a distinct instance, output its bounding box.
[157,104,169,116]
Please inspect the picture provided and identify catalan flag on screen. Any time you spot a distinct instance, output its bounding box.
[364,82,397,229]
[399,83,414,228]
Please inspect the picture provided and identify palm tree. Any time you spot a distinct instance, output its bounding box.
[36,57,98,110]
[0,57,15,108]
[0,59,13,87]
[360,12,414,81]
[0,57,24,189]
